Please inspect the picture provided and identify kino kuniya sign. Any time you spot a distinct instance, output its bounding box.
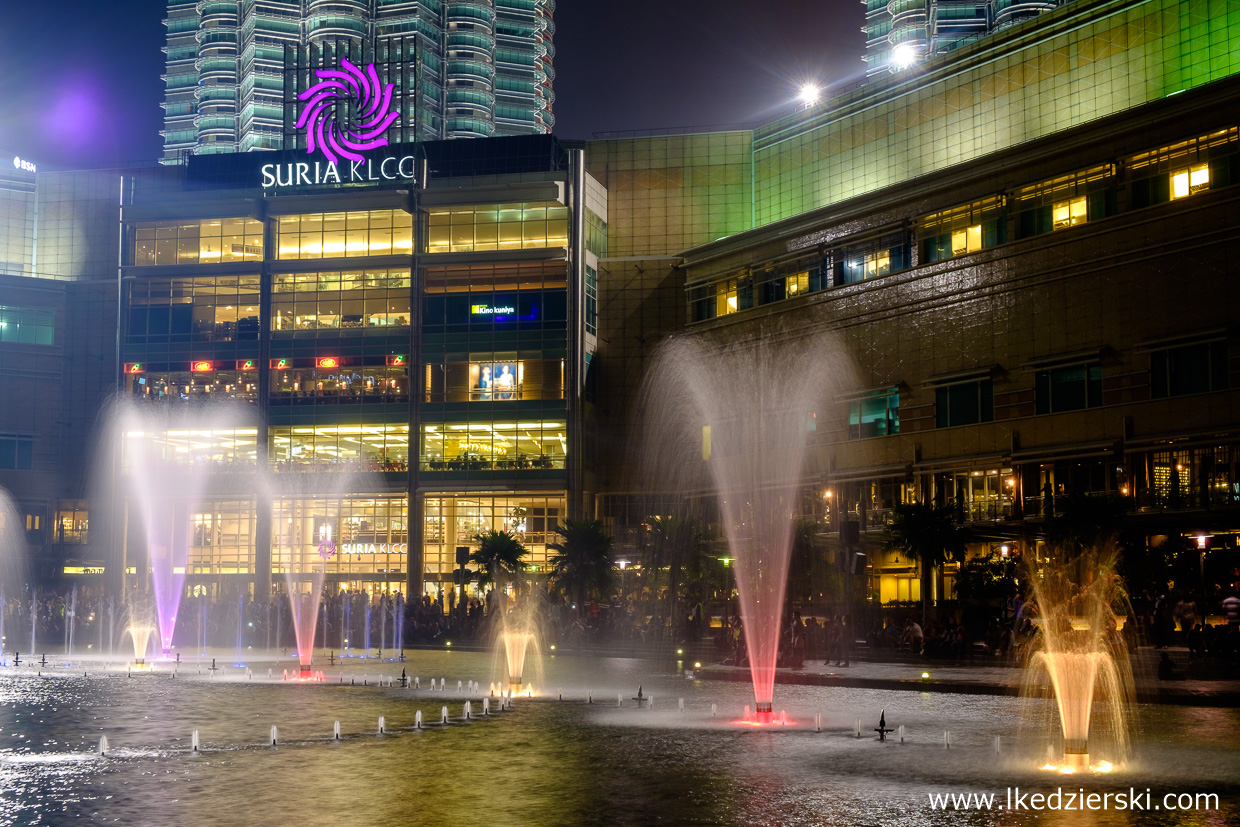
[261,58,414,189]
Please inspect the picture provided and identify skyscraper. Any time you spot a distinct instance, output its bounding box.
[160,0,555,162]
[864,0,1061,76]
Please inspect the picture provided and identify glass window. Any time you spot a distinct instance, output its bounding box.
[128,277,260,343]
[425,357,563,402]
[918,197,1005,264]
[1036,364,1102,414]
[835,233,908,285]
[0,435,34,470]
[935,379,994,428]
[121,426,259,468]
[422,493,564,580]
[848,389,900,439]
[126,368,259,404]
[420,420,566,471]
[1128,128,1239,209]
[275,210,412,260]
[54,502,89,545]
[271,268,411,332]
[424,201,569,253]
[1014,165,1115,237]
[585,265,598,336]
[269,360,410,402]
[129,218,263,266]
[272,496,407,578]
[0,306,54,345]
[423,261,566,293]
[187,500,256,575]
[1150,341,1228,398]
[270,425,409,472]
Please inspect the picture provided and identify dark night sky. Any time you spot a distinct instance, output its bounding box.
[0,0,865,169]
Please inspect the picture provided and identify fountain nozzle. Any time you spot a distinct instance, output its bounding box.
[755,702,773,724]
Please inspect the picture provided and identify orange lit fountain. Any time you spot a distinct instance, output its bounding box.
[1024,547,1134,773]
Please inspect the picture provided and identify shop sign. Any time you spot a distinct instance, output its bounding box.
[339,543,408,555]
[261,58,413,189]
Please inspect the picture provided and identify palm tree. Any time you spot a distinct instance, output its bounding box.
[884,502,967,622]
[643,514,710,635]
[470,529,529,593]
[548,519,615,610]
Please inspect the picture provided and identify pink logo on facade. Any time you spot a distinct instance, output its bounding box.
[318,539,337,561]
[296,58,401,165]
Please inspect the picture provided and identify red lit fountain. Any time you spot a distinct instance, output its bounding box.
[641,331,850,724]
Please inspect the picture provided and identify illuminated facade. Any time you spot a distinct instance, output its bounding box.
[6,0,1240,611]
[118,135,597,598]
[585,0,1240,605]
[160,0,555,161]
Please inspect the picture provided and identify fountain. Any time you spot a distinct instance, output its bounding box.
[265,462,375,680]
[112,398,239,655]
[491,592,544,696]
[502,632,533,695]
[126,623,155,667]
[640,331,850,723]
[0,487,26,660]
[1024,546,1134,772]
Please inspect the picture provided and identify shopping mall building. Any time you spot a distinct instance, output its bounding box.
[2,0,1239,604]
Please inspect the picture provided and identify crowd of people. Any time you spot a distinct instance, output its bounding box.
[4,582,1240,677]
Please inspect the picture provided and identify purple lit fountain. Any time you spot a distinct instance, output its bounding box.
[641,330,850,723]
[115,399,234,656]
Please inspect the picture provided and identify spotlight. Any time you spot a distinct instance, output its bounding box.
[798,83,821,108]
[893,43,918,70]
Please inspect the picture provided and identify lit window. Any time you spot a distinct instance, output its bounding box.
[1052,196,1087,229]
[716,280,738,316]
[786,272,809,295]
[1171,163,1209,199]
[951,226,982,256]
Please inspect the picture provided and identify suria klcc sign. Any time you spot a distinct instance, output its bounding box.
[261,58,413,188]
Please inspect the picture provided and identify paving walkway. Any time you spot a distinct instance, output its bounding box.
[698,647,1240,707]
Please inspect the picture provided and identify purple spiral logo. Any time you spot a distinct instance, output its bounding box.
[296,58,401,165]
[318,539,337,561]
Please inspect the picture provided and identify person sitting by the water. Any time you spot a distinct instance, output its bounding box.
[903,618,923,655]
[1158,651,1186,681]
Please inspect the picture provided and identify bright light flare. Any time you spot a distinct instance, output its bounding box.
[892,43,918,70]
[798,83,821,107]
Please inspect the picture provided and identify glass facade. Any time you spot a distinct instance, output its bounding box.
[424,357,564,402]
[272,496,407,580]
[0,305,54,345]
[425,201,569,253]
[272,268,411,332]
[752,0,1240,226]
[919,197,1005,263]
[275,210,413,260]
[187,499,256,575]
[125,366,259,403]
[119,135,580,599]
[121,426,260,468]
[420,421,567,471]
[421,492,564,579]
[128,277,261,343]
[270,424,409,472]
[130,219,264,265]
